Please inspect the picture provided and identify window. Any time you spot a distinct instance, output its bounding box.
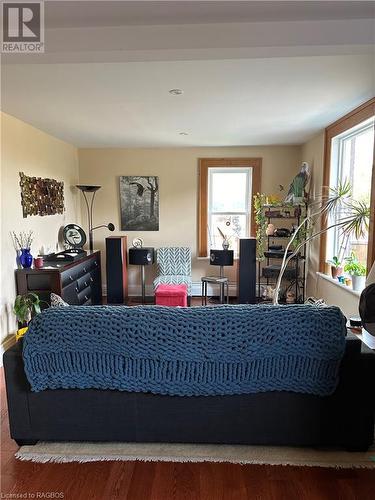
[208,168,251,253]
[320,98,375,274]
[198,158,262,257]
[327,117,374,265]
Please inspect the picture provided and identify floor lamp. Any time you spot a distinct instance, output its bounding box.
[76,185,115,251]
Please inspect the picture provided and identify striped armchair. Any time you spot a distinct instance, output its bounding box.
[153,247,192,300]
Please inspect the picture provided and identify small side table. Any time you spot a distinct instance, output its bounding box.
[201,276,229,305]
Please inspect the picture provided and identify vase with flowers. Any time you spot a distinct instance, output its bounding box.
[11,231,34,268]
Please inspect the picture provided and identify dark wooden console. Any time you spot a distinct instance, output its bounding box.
[15,251,102,306]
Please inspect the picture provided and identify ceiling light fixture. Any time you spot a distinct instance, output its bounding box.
[179,132,189,136]
[169,89,184,96]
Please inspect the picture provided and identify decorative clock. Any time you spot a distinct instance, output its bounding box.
[63,224,87,249]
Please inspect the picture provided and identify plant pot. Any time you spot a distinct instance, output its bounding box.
[331,266,343,279]
[20,248,33,268]
[16,326,28,341]
[351,274,366,292]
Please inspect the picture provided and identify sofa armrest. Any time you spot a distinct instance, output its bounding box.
[344,332,362,358]
[3,341,35,442]
[331,335,375,449]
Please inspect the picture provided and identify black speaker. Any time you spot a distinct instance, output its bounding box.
[129,248,154,266]
[210,249,234,267]
[106,236,128,304]
[238,238,256,304]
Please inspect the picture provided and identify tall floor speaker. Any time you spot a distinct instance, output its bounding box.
[238,238,256,304]
[106,236,128,304]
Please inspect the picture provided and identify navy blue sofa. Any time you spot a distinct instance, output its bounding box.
[3,333,375,450]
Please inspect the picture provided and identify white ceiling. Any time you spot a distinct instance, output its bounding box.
[3,55,373,147]
[1,1,374,147]
[45,1,375,28]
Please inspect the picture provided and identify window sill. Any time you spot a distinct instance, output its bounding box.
[316,272,362,298]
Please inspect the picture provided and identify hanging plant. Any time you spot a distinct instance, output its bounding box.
[253,193,268,261]
[290,218,309,253]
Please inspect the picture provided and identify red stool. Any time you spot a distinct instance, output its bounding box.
[155,284,188,307]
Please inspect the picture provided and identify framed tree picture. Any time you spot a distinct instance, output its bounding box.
[119,176,159,231]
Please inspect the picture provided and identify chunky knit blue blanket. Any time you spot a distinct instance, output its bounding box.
[23,304,346,396]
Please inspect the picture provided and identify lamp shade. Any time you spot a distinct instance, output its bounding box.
[76,185,101,192]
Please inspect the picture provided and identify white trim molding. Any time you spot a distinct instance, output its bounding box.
[316,272,362,297]
[103,282,238,298]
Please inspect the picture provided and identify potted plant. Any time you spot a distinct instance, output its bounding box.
[344,253,367,292]
[328,256,343,279]
[13,292,43,340]
[273,180,370,304]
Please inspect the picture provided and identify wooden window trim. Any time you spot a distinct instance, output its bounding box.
[198,158,262,257]
[319,98,375,274]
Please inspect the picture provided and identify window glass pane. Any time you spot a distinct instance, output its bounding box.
[209,214,247,253]
[327,119,374,267]
[340,127,372,263]
[211,172,248,212]
[350,129,373,204]
[341,128,373,205]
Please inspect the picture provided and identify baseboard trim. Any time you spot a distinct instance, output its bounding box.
[103,282,238,298]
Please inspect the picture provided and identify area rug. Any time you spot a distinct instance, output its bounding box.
[15,441,375,468]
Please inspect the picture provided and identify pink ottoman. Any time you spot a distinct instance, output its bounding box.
[155,284,188,307]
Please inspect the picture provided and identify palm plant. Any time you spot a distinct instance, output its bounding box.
[273,180,369,305]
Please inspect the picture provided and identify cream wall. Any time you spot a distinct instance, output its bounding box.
[0,113,80,345]
[0,111,358,328]
[0,109,361,347]
[78,146,301,294]
[302,132,360,317]
[301,132,325,298]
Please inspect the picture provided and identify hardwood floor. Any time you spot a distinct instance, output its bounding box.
[2,368,375,499]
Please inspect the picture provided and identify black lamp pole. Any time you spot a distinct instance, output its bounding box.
[76,185,114,251]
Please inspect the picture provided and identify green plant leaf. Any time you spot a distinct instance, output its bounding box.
[28,292,41,304]
[33,303,41,315]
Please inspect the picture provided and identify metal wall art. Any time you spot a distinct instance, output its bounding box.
[19,172,65,218]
